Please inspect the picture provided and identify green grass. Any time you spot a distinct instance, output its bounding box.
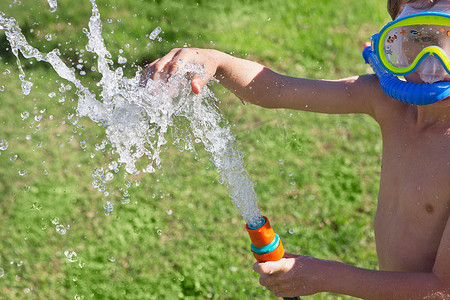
[0,0,387,299]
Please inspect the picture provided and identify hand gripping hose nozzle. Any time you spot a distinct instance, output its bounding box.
[246,216,300,300]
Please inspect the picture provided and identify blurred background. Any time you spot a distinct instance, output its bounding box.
[0,0,389,299]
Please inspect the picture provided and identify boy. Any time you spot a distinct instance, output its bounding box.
[143,0,450,298]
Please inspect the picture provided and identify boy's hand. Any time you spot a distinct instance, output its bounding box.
[141,48,221,94]
[253,254,326,297]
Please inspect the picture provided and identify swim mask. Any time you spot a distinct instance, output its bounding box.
[363,7,450,105]
[372,11,450,83]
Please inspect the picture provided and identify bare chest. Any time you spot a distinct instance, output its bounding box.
[380,130,450,211]
[375,129,450,271]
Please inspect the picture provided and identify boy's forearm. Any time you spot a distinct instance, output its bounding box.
[214,51,378,115]
[215,51,280,107]
[215,54,317,110]
[322,260,449,299]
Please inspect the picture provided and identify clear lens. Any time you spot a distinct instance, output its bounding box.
[383,24,450,68]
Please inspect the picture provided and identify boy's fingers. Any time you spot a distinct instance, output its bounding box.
[141,48,182,85]
[141,48,214,91]
[259,274,281,287]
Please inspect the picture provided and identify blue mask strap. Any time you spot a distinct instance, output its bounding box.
[363,46,450,105]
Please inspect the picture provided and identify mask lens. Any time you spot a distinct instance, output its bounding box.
[383,24,450,69]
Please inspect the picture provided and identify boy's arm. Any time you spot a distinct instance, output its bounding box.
[144,48,386,117]
[254,215,450,299]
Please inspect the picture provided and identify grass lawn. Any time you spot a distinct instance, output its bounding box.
[0,0,389,299]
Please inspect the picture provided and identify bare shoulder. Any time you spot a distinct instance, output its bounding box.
[351,74,412,126]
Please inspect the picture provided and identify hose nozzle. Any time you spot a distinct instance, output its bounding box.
[245,216,285,262]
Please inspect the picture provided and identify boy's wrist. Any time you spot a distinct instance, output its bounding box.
[315,259,360,295]
[212,49,231,80]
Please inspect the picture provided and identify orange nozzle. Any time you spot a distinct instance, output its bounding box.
[245,216,285,262]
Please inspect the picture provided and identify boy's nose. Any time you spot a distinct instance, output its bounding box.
[418,56,447,83]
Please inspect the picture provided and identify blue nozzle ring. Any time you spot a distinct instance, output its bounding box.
[250,233,281,255]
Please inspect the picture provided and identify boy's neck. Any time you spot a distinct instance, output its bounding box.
[415,103,450,130]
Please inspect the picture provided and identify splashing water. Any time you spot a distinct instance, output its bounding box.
[47,0,58,13]
[0,1,263,227]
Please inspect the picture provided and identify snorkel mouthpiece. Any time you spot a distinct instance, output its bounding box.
[246,216,285,262]
[363,44,450,105]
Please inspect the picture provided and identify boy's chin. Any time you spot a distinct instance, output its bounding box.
[403,73,424,84]
[403,73,450,84]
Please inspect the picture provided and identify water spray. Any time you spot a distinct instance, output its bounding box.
[2,2,298,298]
[246,216,300,300]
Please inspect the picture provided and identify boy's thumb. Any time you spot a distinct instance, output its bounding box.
[254,260,284,274]
[191,74,206,94]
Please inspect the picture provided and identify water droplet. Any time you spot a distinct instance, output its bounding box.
[108,256,115,262]
[0,139,8,151]
[10,154,18,161]
[80,140,86,150]
[0,268,4,278]
[21,80,33,95]
[56,224,67,235]
[45,33,52,41]
[105,172,114,181]
[0,86,4,91]
[108,161,118,171]
[17,261,23,267]
[156,228,162,236]
[118,56,127,64]
[288,228,294,234]
[106,18,113,23]
[64,251,78,262]
[104,201,114,215]
[166,209,173,215]
[21,111,30,120]
[51,217,60,225]
[149,26,161,40]
[91,178,101,189]
[18,169,27,176]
